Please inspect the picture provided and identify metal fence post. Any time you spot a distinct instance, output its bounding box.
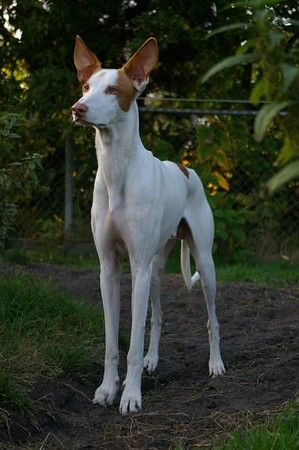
[64,131,74,240]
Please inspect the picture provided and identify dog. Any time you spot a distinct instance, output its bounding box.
[72,36,225,415]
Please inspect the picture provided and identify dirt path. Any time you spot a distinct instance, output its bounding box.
[2,264,298,449]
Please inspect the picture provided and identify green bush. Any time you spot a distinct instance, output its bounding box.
[0,113,43,241]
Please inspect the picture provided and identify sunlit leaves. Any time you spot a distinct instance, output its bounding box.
[205,22,249,39]
[254,101,292,142]
[202,0,299,191]
[280,64,299,94]
[266,160,299,193]
[202,54,255,83]
[249,78,266,104]
[213,171,230,191]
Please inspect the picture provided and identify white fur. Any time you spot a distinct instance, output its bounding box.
[73,67,225,415]
[80,69,119,126]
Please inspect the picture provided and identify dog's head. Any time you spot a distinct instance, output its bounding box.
[71,36,158,128]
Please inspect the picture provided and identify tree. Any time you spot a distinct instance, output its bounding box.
[202,0,299,192]
[1,0,297,257]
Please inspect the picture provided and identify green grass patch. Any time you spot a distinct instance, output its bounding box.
[216,260,299,286]
[2,246,99,269]
[165,243,298,286]
[2,244,298,287]
[213,404,298,450]
[0,274,104,416]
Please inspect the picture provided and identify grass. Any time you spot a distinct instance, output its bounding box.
[2,244,298,286]
[216,260,299,286]
[0,274,104,417]
[2,246,99,269]
[174,405,298,450]
[166,244,299,287]
[213,404,299,450]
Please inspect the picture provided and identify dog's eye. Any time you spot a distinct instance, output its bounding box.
[105,85,118,95]
[82,83,89,93]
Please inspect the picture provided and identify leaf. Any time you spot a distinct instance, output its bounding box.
[268,31,284,47]
[216,225,228,240]
[199,145,215,160]
[280,64,299,94]
[254,101,293,142]
[213,171,230,191]
[250,79,266,104]
[231,0,281,7]
[289,19,299,27]
[202,54,255,83]
[205,23,249,39]
[154,138,173,159]
[214,150,231,171]
[266,160,299,193]
[236,39,256,55]
[8,162,23,168]
[232,228,246,241]
[276,137,293,165]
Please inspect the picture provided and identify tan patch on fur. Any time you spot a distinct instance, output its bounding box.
[176,163,190,178]
[116,69,136,112]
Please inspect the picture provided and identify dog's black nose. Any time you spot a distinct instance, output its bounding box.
[71,102,88,116]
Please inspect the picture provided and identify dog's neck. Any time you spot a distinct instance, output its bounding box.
[94,101,143,211]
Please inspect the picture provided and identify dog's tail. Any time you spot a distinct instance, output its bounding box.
[180,239,200,290]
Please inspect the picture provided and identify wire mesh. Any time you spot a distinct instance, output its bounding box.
[14,107,299,262]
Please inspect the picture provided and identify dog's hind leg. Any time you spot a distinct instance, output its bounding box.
[184,198,225,377]
[144,239,176,373]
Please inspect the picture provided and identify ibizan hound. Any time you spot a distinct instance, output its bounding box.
[72,36,225,415]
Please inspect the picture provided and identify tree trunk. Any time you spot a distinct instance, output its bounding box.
[64,131,74,240]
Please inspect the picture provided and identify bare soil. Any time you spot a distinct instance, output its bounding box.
[1,264,298,449]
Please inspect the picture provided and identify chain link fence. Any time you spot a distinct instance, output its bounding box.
[11,104,299,262]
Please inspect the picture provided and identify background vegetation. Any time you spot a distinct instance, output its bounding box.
[1,0,298,261]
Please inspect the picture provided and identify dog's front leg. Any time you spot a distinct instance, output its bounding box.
[93,252,121,406]
[120,262,151,414]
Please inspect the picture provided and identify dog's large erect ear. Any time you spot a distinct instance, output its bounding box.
[74,35,101,84]
[123,38,158,91]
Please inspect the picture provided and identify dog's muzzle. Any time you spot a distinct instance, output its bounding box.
[71,101,88,117]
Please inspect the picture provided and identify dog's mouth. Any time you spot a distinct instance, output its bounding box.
[72,115,106,128]
[72,115,93,127]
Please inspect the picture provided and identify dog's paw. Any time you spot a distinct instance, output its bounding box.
[119,385,142,415]
[93,380,119,407]
[143,352,159,373]
[209,358,226,377]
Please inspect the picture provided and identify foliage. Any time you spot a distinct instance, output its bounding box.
[203,0,299,191]
[0,113,43,240]
[191,113,297,259]
[1,0,298,259]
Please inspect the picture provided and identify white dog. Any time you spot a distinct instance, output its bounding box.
[72,36,225,415]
